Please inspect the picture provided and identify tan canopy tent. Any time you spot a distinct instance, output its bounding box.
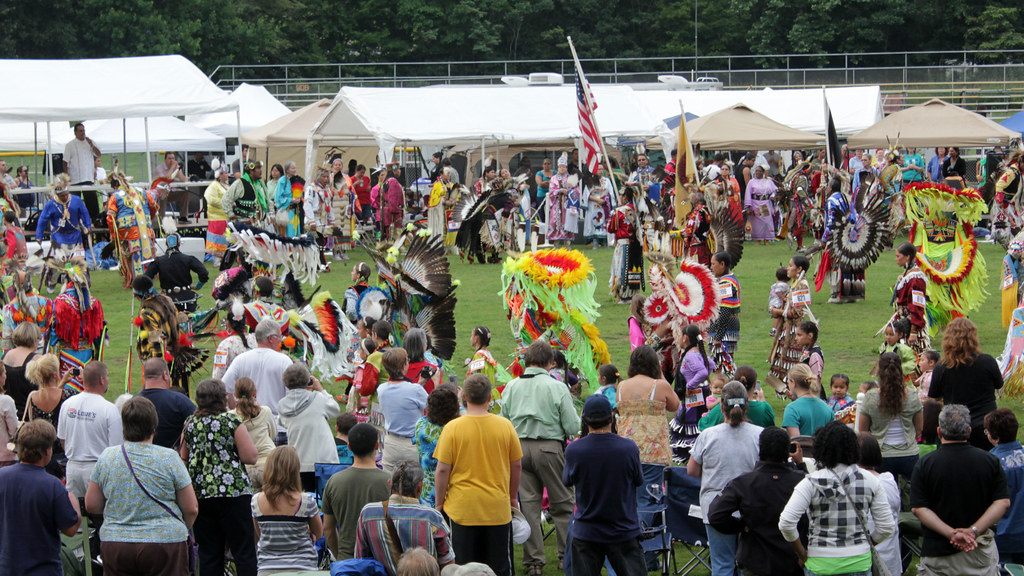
[848,98,1021,149]
[243,98,377,177]
[675,103,825,150]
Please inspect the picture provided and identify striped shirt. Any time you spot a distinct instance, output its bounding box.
[251,492,319,572]
[356,495,455,576]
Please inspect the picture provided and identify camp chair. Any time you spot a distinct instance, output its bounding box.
[637,463,672,576]
[314,462,350,505]
[663,466,711,575]
[899,511,922,573]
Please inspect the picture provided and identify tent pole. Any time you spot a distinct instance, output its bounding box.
[123,119,127,177]
[144,117,153,183]
[46,122,52,179]
[481,137,486,182]
[33,123,38,182]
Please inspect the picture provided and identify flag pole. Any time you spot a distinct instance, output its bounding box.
[674,101,698,228]
[567,36,618,200]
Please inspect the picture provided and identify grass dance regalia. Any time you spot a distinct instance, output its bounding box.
[42,253,105,391]
[904,181,988,330]
[358,227,458,363]
[502,248,610,388]
[104,172,158,289]
[814,171,890,304]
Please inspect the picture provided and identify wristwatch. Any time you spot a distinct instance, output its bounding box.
[971,526,979,535]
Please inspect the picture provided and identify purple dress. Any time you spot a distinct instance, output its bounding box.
[547,173,577,241]
[745,176,778,241]
[669,348,716,463]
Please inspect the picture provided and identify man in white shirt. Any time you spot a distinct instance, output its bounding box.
[63,123,102,220]
[57,361,122,497]
[221,318,294,441]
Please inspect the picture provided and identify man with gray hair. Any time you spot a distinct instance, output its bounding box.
[911,404,1010,575]
[221,317,293,422]
[356,462,455,576]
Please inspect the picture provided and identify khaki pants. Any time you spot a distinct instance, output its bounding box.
[519,438,574,567]
[382,432,418,475]
[918,530,1000,576]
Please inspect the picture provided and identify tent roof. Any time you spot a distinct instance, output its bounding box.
[683,104,825,150]
[244,99,332,148]
[848,98,1021,148]
[186,83,291,138]
[0,122,75,152]
[634,86,882,137]
[308,84,672,152]
[0,55,237,123]
[78,116,226,154]
[1001,109,1024,136]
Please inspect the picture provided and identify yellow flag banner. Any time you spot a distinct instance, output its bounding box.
[674,102,699,229]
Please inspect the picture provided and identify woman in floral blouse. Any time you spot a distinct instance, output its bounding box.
[180,379,259,576]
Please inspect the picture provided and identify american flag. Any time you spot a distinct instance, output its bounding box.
[576,75,600,173]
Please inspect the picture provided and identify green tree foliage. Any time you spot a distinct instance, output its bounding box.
[0,0,1017,72]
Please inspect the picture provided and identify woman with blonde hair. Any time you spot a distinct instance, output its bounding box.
[231,377,277,490]
[251,446,322,574]
[25,353,76,478]
[929,317,1003,448]
[781,363,833,438]
[3,320,42,415]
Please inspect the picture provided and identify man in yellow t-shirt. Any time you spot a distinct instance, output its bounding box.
[434,374,523,576]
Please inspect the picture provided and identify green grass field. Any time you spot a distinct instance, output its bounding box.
[80,236,1018,576]
[94,236,1022,436]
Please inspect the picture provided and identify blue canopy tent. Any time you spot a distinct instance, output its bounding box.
[1001,110,1024,136]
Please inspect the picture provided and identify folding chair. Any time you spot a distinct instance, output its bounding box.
[637,463,672,576]
[314,462,350,505]
[898,510,922,574]
[663,466,711,576]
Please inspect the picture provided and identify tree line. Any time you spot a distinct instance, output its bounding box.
[0,0,1020,74]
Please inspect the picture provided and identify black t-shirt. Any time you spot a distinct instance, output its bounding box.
[910,443,1008,557]
[137,387,196,448]
[144,251,210,291]
[929,354,1002,448]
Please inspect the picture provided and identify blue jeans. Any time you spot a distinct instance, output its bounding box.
[705,523,737,576]
[881,454,918,485]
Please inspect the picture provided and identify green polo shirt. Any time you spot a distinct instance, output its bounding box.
[500,367,581,441]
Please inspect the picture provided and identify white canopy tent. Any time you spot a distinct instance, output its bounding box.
[186,82,291,138]
[305,85,675,179]
[635,86,883,138]
[73,117,226,153]
[0,55,238,182]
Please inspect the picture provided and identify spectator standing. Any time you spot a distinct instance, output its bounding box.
[902,147,926,184]
[857,434,903,576]
[928,317,1003,449]
[782,364,833,437]
[277,363,340,492]
[911,404,1010,575]
[335,412,357,465]
[707,426,806,576]
[562,395,646,576]
[231,377,277,489]
[137,358,195,449]
[984,408,1024,563]
[413,386,460,506]
[57,361,122,497]
[688,382,764,576]
[535,157,552,207]
[323,423,391,560]
[435,374,523,576]
[221,318,295,421]
[378,348,429,474]
[779,421,895,576]
[25,354,77,479]
[356,462,455,576]
[927,147,947,182]
[615,345,680,466]
[251,446,322,574]
[0,419,81,575]
[403,328,442,392]
[698,365,775,430]
[85,396,198,576]
[942,146,969,180]
[858,352,923,483]
[2,322,41,415]
[180,379,259,576]
[0,364,15,467]
[353,165,373,223]
[500,340,578,575]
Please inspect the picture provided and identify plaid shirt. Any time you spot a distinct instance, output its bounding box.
[355,495,455,576]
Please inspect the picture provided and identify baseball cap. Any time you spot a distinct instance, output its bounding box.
[510,507,531,544]
[582,394,612,421]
